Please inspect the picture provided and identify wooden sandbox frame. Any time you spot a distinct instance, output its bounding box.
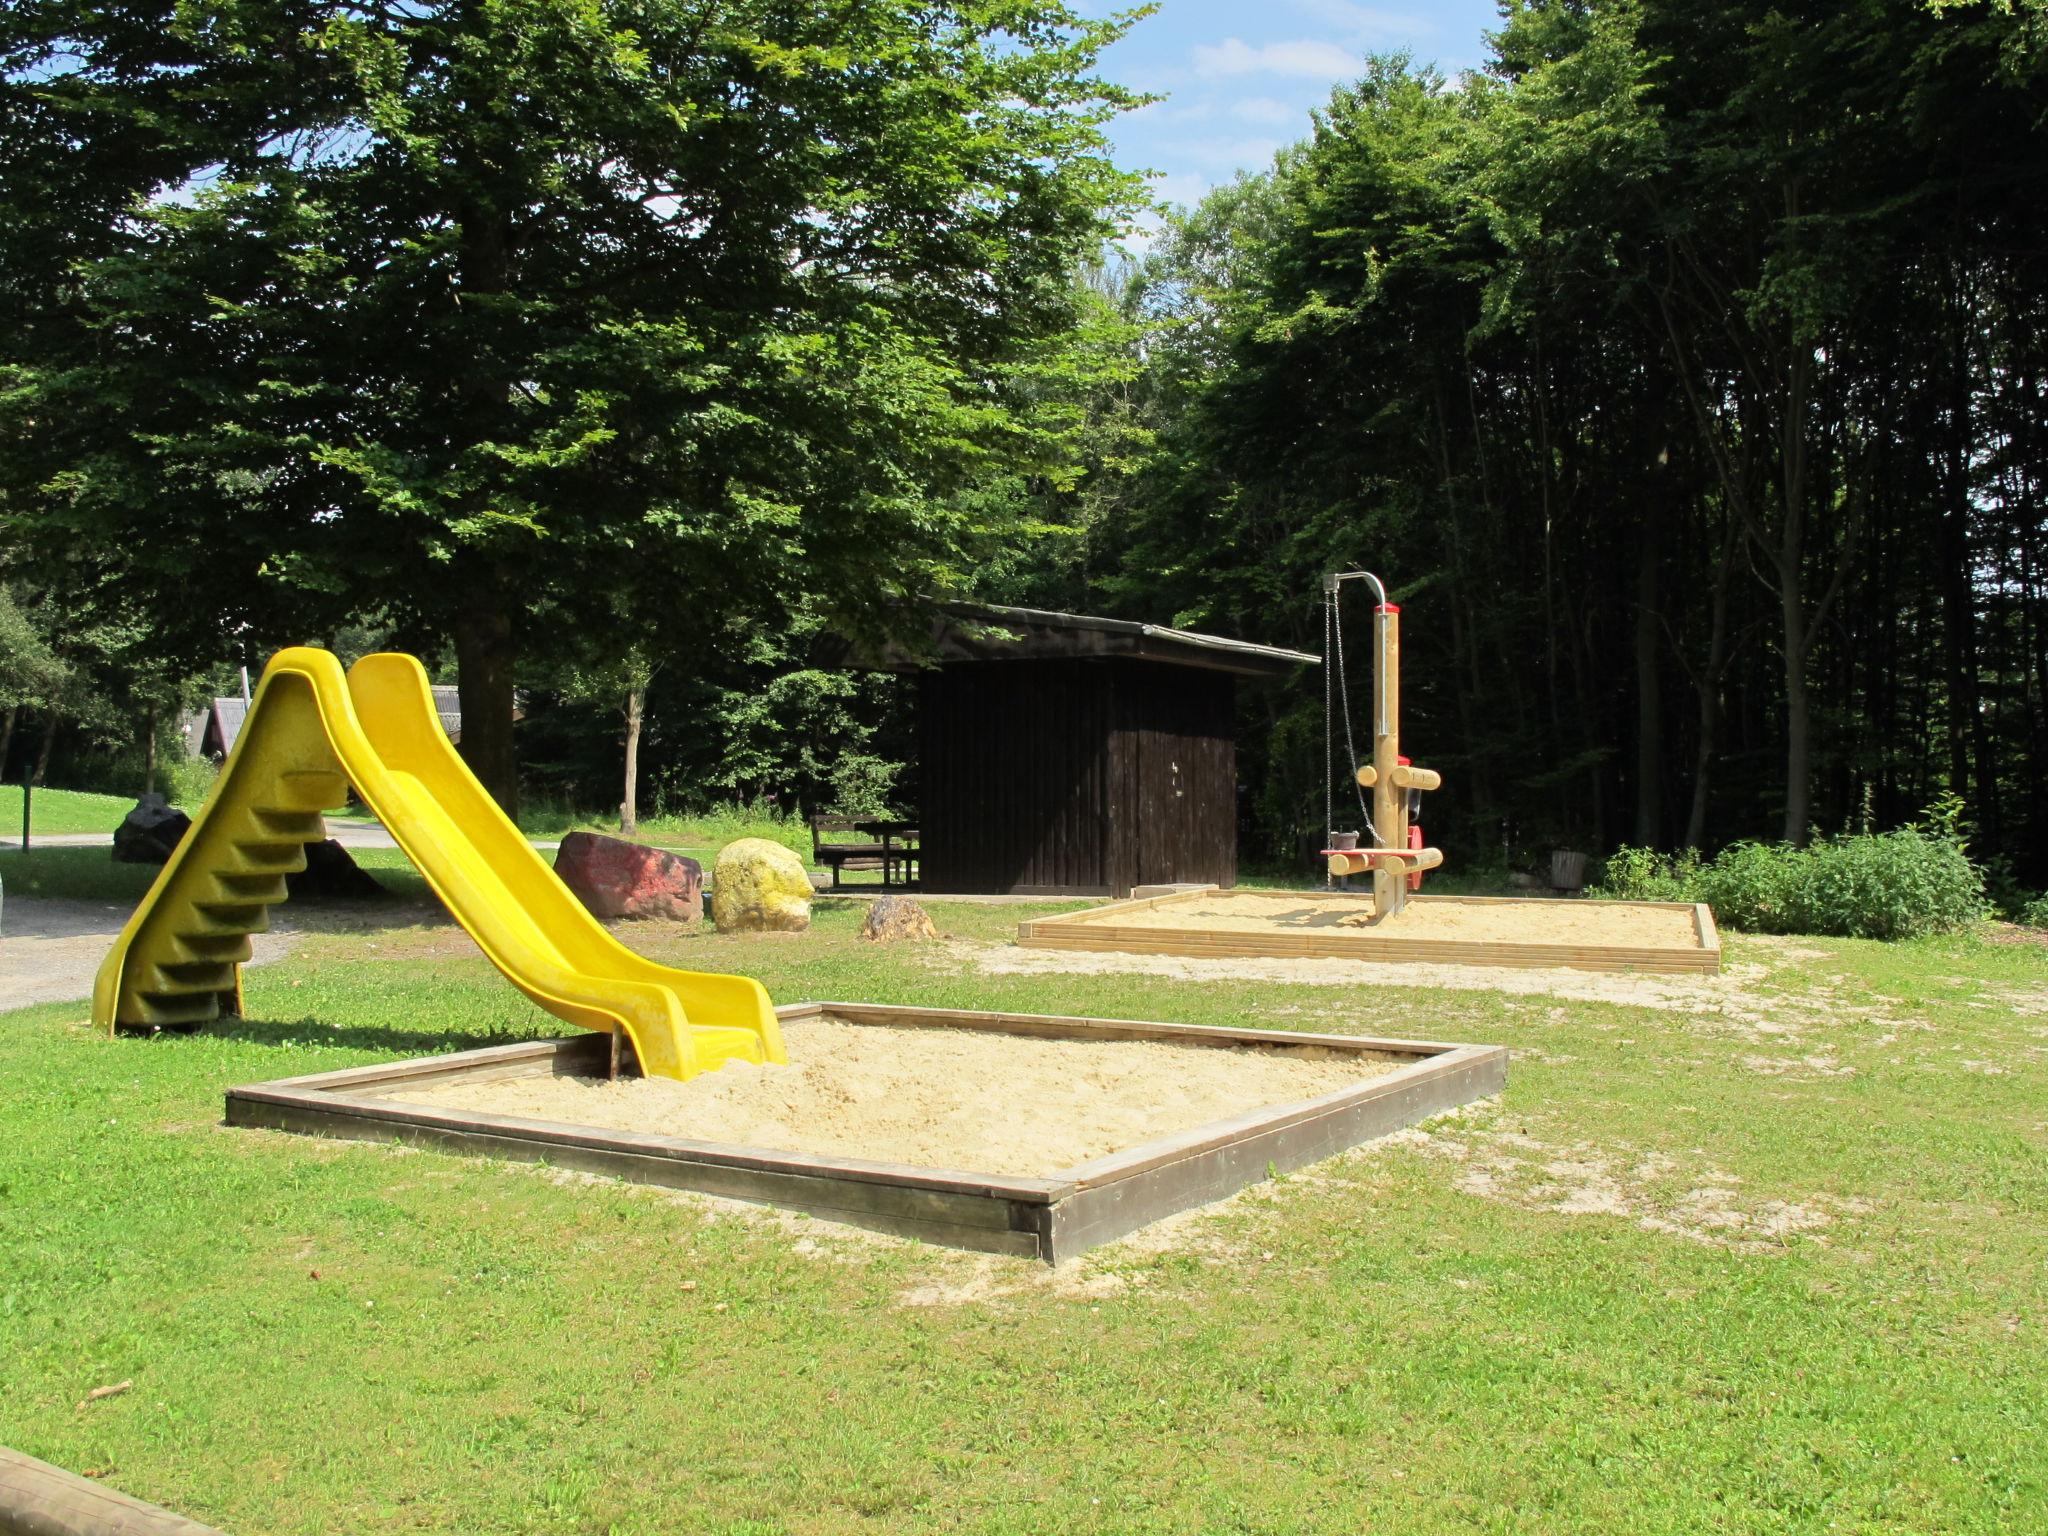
[226,1002,1506,1264]
[1017,888,1722,975]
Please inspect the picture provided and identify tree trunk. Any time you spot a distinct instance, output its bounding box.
[620,684,644,836]
[453,603,520,819]
[32,708,59,786]
[143,702,158,796]
[1685,511,1738,851]
[0,706,15,775]
[1633,510,1665,846]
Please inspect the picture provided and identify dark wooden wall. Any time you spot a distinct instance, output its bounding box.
[1110,660,1237,892]
[919,659,1237,895]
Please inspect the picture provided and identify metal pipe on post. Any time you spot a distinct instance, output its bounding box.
[1371,601,1404,920]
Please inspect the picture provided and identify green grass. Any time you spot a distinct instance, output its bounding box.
[510,800,813,862]
[0,784,141,838]
[3,895,2044,1533]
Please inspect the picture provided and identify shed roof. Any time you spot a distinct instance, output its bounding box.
[837,602,1318,679]
[186,682,514,757]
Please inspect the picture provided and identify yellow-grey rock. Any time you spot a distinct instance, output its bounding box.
[859,895,938,942]
[711,838,812,932]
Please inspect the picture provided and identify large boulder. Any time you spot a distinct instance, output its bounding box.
[111,793,191,864]
[288,838,387,900]
[860,895,938,943]
[556,831,703,922]
[711,837,811,933]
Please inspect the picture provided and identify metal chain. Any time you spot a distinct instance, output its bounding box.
[1323,577,1381,863]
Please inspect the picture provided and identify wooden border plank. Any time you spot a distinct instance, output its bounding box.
[1015,887,1719,974]
[0,1446,227,1536]
[225,1003,1507,1264]
[1045,1045,1507,1262]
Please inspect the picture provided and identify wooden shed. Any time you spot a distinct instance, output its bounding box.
[842,603,1315,897]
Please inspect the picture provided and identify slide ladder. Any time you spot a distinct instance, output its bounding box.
[92,648,784,1081]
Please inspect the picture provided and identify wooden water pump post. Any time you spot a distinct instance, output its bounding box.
[1323,594,1445,919]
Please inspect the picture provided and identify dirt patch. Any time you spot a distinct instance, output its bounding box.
[1738,1049,1856,1078]
[1390,1114,1870,1249]
[963,935,1908,1050]
[1073,890,1701,949]
[390,1016,1406,1177]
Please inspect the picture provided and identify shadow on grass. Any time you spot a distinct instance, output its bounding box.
[197,1015,560,1058]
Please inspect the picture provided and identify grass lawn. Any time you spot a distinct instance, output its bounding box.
[0,784,142,839]
[2,886,2044,1533]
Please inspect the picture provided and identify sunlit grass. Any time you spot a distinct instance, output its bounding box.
[2,894,2043,1534]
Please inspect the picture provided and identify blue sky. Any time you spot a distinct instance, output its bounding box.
[1085,1,1503,218]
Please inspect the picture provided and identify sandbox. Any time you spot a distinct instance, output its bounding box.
[226,1003,1506,1262]
[1018,888,1721,974]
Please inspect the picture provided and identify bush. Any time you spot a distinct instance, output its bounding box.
[2017,893,2048,931]
[1592,812,1987,941]
[1592,845,1700,903]
[1692,841,1810,933]
[161,752,219,811]
[1783,828,1984,941]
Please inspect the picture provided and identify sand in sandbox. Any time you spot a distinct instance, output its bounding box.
[1094,891,1702,948]
[388,1017,1405,1176]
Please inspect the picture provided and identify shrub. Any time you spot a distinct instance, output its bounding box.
[2016,893,2048,931]
[1785,827,1984,941]
[1592,845,1700,903]
[1692,841,1809,933]
[161,752,219,811]
[1595,814,1986,941]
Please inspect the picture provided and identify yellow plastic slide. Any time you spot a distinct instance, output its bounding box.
[92,648,784,1080]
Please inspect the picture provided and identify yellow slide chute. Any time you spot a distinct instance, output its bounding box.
[91,648,784,1081]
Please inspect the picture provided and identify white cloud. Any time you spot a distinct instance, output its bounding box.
[1191,37,1363,81]
[1229,95,1301,126]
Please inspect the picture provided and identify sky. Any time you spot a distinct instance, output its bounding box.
[1084,1,1504,220]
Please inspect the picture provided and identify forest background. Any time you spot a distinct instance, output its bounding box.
[4,0,2044,889]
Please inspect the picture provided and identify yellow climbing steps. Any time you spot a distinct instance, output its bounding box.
[92,648,784,1081]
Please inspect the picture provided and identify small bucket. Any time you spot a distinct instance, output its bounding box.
[1330,831,1360,851]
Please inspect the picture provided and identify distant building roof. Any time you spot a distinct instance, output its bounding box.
[828,601,1318,680]
[183,681,517,758]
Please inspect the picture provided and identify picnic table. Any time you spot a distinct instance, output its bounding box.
[809,816,919,890]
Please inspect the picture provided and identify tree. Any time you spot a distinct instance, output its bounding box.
[1046,2,2048,881]
[4,0,1147,814]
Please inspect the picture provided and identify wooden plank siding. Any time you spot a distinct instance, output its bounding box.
[1113,660,1237,893]
[919,659,1240,896]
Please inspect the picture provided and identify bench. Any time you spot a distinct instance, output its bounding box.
[810,815,889,890]
[810,816,920,890]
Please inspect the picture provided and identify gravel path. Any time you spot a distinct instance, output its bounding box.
[0,896,290,1012]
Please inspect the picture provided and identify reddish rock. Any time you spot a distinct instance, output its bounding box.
[555,832,703,922]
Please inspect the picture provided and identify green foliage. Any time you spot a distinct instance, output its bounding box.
[1598,816,1988,941]
[161,750,219,811]
[1688,842,1811,933]
[825,753,900,818]
[2018,893,2048,929]
[1591,845,1702,903]
[0,583,65,711]
[2,0,1150,811]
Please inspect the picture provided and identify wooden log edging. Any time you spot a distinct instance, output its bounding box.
[226,1003,1508,1264]
[0,1446,227,1536]
[1017,889,1723,975]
